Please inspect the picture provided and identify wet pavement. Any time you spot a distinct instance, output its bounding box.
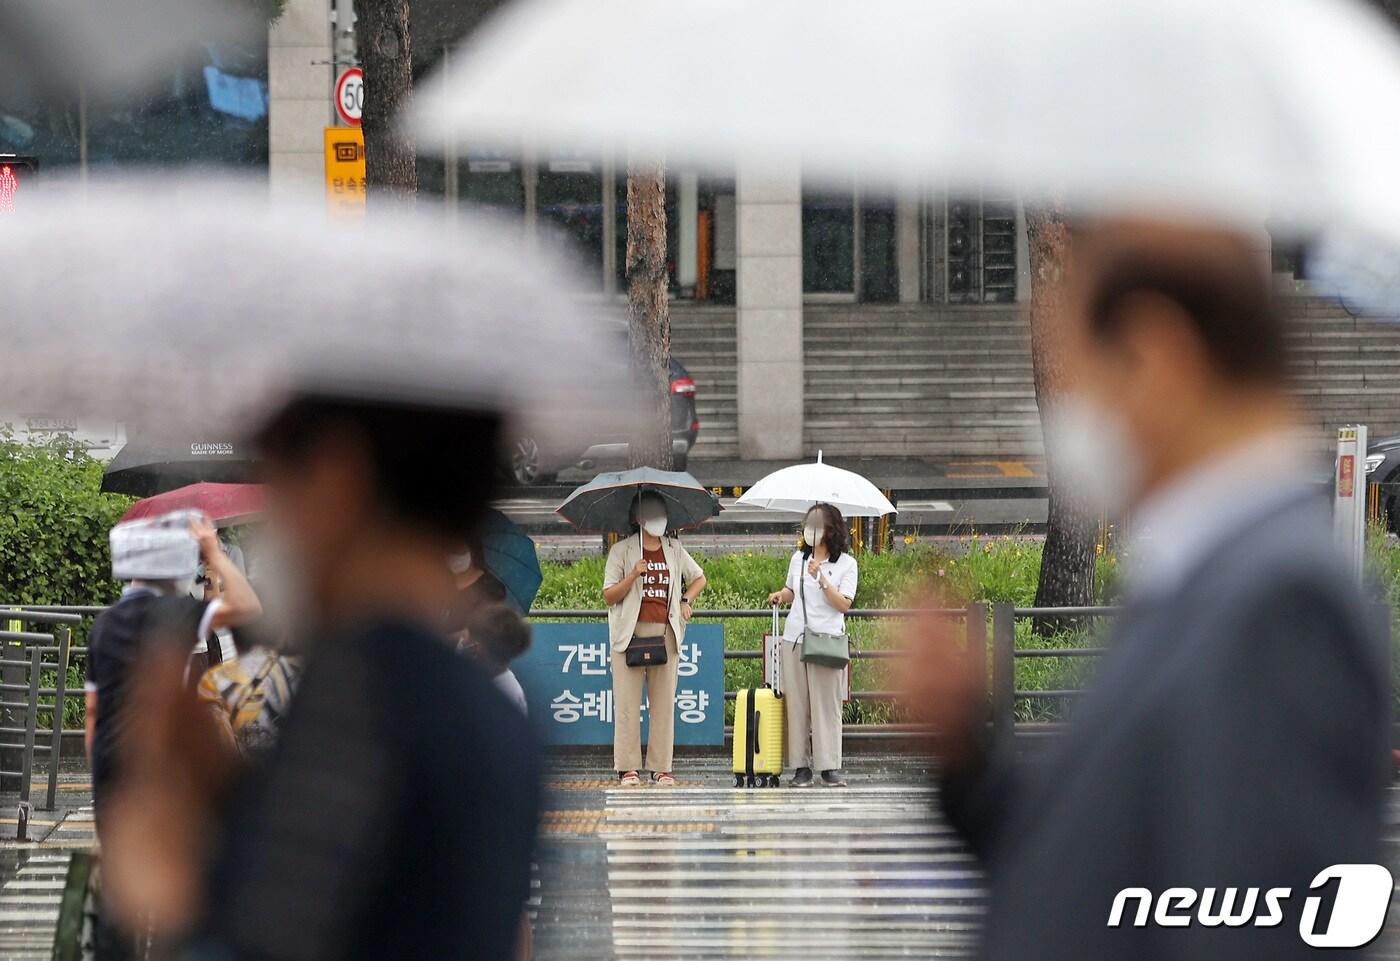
[531,753,982,960]
[5,754,1400,959]
[0,763,95,959]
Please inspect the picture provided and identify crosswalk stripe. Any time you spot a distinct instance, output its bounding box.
[588,771,987,959]
[607,868,984,882]
[608,902,986,917]
[607,852,977,865]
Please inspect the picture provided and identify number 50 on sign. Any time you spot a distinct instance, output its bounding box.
[335,67,364,126]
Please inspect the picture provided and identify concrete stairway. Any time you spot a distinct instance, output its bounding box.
[671,296,1400,461]
[1283,295,1400,445]
[803,304,1035,458]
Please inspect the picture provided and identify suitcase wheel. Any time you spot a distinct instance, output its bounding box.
[746,775,757,788]
[768,775,782,788]
[733,774,744,788]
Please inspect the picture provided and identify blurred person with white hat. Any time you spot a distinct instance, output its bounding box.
[86,509,261,960]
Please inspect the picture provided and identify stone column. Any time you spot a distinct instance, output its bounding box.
[268,0,334,198]
[896,185,922,303]
[602,156,618,295]
[736,159,804,459]
[677,170,699,297]
[1015,199,1032,302]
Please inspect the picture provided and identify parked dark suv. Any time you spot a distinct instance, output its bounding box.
[505,353,700,486]
[1364,435,1400,529]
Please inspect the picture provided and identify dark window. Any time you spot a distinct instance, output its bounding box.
[860,197,899,303]
[537,158,604,290]
[803,186,855,294]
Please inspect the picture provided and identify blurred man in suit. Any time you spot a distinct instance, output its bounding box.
[908,221,1391,959]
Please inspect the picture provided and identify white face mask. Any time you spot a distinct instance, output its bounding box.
[1041,394,1143,516]
[447,550,473,575]
[643,517,667,537]
[803,524,823,547]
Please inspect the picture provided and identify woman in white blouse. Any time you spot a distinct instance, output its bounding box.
[766,503,858,787]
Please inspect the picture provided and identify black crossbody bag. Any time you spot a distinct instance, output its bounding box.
[625,536,672,668]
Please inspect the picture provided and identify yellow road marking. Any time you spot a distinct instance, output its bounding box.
[946,460,1041,479]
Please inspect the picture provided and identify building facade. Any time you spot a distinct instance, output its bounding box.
[9,0,1392,461]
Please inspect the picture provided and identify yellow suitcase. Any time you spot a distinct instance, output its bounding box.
[733,687,785,787]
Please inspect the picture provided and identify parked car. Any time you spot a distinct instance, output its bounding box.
[504,351,700,487]
[575,355,699,474]
[1364,434,1399,529]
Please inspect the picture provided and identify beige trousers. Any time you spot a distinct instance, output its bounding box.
[780,639,844,772]
[611,623,680,773]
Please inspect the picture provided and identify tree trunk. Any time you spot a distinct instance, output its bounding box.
[353,0,416,200]
[1026,207,1097,634]
[626,158,673,470]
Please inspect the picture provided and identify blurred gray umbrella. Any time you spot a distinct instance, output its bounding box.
[0,0,260,99]
[0,174,636,450]
[101,435,253,497]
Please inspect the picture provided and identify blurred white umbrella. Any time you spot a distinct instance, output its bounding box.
[0,174,637,448]
[738,453,897,518]
[414,0,1400,277]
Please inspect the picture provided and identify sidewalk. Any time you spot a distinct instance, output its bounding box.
[0,761,95,851]
[558,455,1046,491]
[0,761,94,961]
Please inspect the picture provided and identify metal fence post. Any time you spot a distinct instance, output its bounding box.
[1,616,20,784]
[47,628,70,811]
[965,602,989,734]
[17,647,40,839]
[991,603,1015,740]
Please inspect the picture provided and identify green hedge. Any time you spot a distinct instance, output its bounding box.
[0,437,133,729]
[0,436,133,608]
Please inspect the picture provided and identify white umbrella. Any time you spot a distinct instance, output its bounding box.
[0,174,637,448]
[413,0,1400,293]
[737,452,897,518]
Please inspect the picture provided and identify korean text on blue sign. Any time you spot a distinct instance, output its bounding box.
[515,623,724,746]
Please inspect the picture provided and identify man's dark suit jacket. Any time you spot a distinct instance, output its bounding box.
[943,489,1391,959]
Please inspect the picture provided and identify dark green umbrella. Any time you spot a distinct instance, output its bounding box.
[480,508,543,613]
[556,467,721,534]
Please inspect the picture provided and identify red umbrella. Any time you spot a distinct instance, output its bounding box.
[120,482,264,528]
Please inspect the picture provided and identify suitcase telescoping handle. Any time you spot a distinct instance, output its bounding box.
[745,691,758,777]
[771,602,780,636]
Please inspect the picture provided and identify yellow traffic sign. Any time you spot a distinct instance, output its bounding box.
[324,127,365,217]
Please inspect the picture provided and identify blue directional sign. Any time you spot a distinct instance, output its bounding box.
[516,623,724,746]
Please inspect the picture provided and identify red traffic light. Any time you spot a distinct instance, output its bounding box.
[0,155,39,213]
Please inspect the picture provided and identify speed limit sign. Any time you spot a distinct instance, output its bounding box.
[335,67,364,126]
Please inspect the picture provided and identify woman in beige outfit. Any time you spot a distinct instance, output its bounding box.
[603,491,707,785]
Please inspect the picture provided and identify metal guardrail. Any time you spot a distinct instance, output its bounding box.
[991,602,1115,739]
[0,610,81,838]
[531,602,1119,740]
[0,602,1120,767]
